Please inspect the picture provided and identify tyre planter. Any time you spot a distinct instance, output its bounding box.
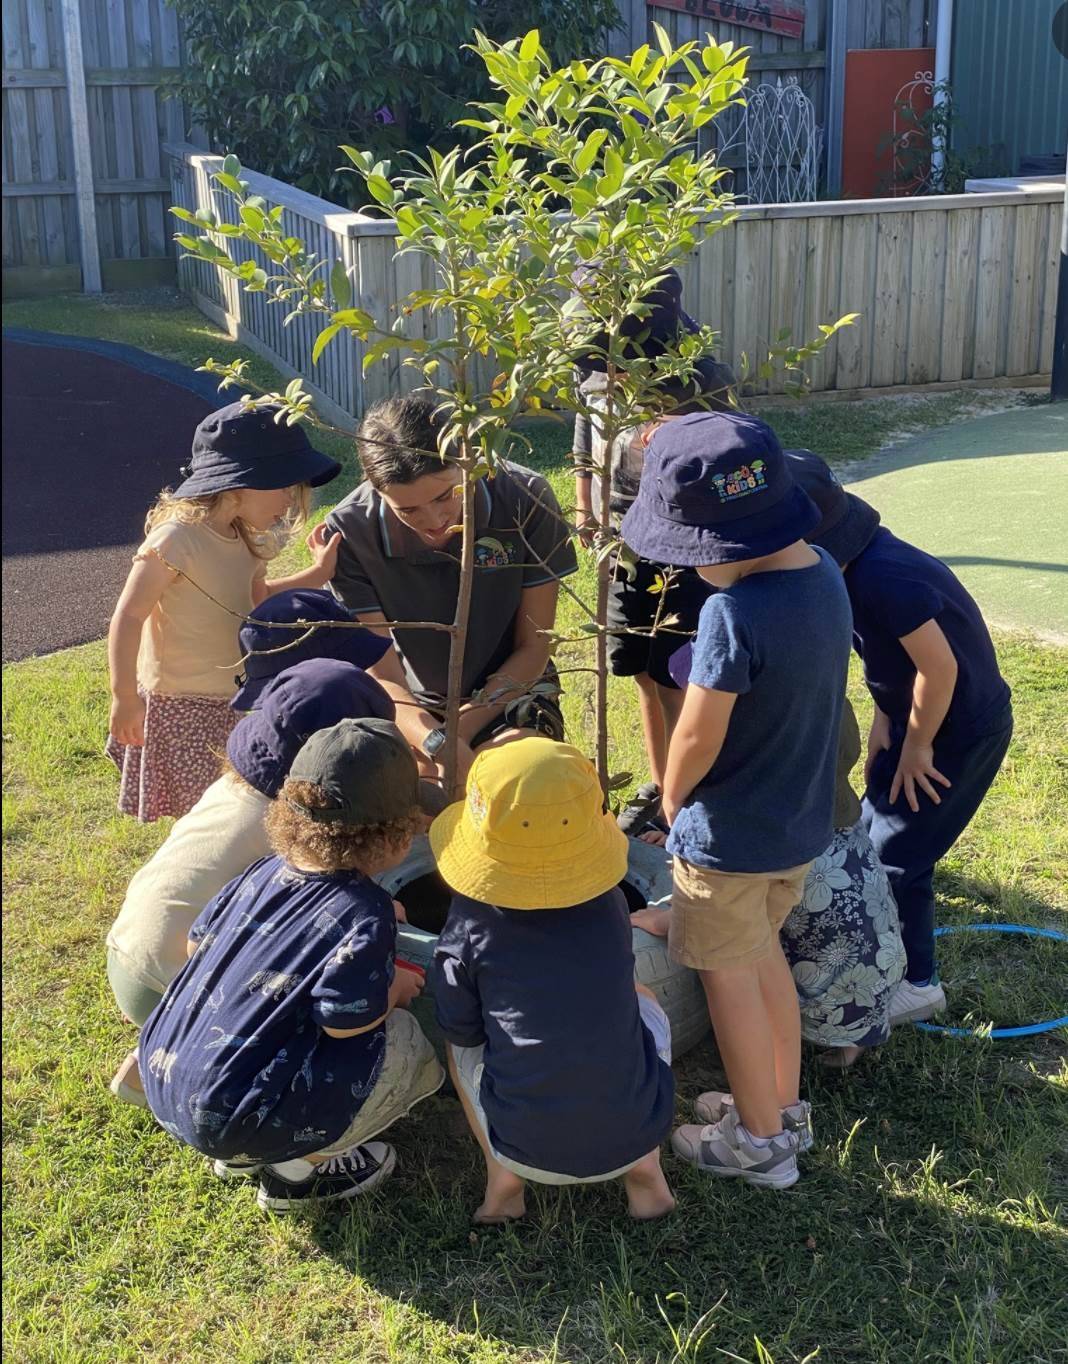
[376,834,710,1061]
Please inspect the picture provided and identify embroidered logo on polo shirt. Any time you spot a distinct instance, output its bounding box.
[711,459,767,502]
[468,780,488,827]
[473,536,517,568]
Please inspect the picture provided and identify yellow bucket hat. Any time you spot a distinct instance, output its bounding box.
[429,737,629,910]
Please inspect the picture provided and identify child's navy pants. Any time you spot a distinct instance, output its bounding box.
[862,705,1013,983]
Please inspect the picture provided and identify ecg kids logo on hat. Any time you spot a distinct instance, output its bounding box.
[711,460,767,503]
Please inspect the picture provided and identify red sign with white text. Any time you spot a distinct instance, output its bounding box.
[647,0,805,41]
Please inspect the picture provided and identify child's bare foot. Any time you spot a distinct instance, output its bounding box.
[639,829,668,847]
[623,1149,675,1220]
[630,906,670,938]
[474,1169,526,1224]
[109,1051,148,1109]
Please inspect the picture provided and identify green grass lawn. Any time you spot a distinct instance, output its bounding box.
[3,292,1067,1363]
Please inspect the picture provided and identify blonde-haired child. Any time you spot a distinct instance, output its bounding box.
[106,401,342,822]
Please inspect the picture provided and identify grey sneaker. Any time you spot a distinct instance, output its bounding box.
[694,1090,815,1153]
[889,978,947,1026]
[672,1110,801,1189]
[617,783,663,837]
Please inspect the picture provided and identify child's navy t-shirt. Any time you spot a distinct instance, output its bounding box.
[140,856,396,1163]
[431,889,674,1178]
[845,528,1010,744]
[669,547,852,873]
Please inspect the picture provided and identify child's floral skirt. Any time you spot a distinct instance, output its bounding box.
[105,690,237,823]
[781,821,907,1051]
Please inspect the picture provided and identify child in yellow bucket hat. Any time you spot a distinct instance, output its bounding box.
[429,738,676,1222]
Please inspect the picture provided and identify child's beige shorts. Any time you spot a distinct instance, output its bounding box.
[669,857,813,970]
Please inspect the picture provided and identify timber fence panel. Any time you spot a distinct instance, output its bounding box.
[3,0,186,290]
[163,143,1061,423]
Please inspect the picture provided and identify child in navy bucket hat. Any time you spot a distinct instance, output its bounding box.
[106,401,345,823]
[571,270,737,838]
[621,411,853,1190]
[231,588,391,710]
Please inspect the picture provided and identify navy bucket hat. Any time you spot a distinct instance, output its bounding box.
[226,658,395,799]
[231,589,391,711]
[620,411,821,566]
[785,448,881,566]
[172,401,341,498]
[573,266,699,372]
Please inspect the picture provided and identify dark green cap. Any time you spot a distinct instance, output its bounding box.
[287,717,420,825]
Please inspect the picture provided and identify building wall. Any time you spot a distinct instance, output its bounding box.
[950,0,1067,177]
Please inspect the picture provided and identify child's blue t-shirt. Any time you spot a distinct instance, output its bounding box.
[140,856,396,1163]
[431,889,674,1179]
[669,547,852,873]
[845,528,1011,745]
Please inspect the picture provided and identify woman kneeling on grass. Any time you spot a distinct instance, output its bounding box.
[325,396,578,784]
[139,718,444,1212]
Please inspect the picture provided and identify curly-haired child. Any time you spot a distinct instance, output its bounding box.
[139,717,444,1212]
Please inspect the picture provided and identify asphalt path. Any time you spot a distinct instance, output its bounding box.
[2,332,217,661]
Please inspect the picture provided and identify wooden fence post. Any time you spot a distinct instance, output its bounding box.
[58,0,102,292]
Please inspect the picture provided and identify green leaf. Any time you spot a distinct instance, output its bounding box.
[365,174,395,207]
[330,261,352,309]
[221,153,241,177]
[518,29,540,61]
[214,171,244,195]
[312,322,343,364]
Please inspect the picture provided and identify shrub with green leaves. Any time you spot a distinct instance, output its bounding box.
[169,0,621,201]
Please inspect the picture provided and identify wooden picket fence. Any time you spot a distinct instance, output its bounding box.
[166,142,1061,426]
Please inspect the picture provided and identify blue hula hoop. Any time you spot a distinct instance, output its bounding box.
[914,923,1068,1039]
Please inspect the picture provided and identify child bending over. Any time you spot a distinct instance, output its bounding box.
[139,717,443,1212]
[429,739,676,1222]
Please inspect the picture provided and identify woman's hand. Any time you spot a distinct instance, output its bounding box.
[109,694,146,747]
[890,740,951,813]
[864,708,892,785]
[305,523,342,582]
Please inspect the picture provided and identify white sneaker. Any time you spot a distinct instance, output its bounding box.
[889,978,947,1025]
[695,1091,815,1153]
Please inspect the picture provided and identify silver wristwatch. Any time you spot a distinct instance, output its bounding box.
[422,727,447,759]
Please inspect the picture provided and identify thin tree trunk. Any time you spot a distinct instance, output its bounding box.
[594,364,618,792]
[442,443,477,800]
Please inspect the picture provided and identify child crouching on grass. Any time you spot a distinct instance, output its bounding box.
[429,738,676,1223]
[139,718,444,1212]
[620,412,852,1190]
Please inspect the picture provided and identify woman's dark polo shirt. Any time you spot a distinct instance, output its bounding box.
[326,463,578,705]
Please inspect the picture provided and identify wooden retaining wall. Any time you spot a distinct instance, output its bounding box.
[167,142,1060,423]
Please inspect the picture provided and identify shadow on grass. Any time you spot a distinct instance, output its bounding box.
[304,925,1067,1363]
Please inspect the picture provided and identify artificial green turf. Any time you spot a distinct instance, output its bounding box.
[3,290,1066,1363]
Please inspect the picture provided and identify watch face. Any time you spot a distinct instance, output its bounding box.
[424,729,446,757]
